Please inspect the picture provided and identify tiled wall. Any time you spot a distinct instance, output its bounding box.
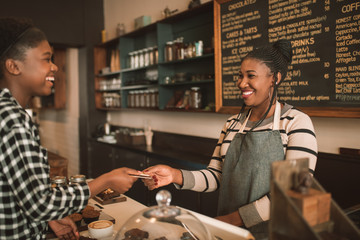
[38,48,80,177]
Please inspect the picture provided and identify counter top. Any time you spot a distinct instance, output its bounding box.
[82,195,253,239]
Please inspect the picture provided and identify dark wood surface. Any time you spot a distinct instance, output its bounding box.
[90,129,360,218]
[97,130,218,166]
[314,152,360,210]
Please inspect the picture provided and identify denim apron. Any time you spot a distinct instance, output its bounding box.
[218,102,284,239]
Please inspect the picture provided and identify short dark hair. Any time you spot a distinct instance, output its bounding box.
[243,39,293,84]
[0,17,47,79]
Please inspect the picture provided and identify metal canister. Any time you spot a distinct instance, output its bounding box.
[148,47,154,65]
[190,87,202,109]
[129,51,135,69]
[153,46,158,64]
[51,176,67,188]
[165,41,173,62]
[69,175,86,185]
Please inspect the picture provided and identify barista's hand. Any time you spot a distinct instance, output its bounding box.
[142,164,183,190]
[215,210,244,227]
[48,217,79,240]
[106,167,139,194]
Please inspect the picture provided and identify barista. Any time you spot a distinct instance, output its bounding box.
[143,40,318,239]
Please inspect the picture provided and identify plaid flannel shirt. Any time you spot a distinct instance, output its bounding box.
[0,88,90,239]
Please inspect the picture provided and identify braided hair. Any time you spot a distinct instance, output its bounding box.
[245,39,293,85]
[0,17,47,79]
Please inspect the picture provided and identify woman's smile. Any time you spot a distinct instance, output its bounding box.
[241,90,254,99]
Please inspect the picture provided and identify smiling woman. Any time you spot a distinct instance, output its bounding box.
[141,40,318,240]
[0,17,139,240]
[0,19,57,107]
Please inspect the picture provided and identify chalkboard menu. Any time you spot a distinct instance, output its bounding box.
[214,0,360,117]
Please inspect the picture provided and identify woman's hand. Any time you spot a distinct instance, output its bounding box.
[105,167,139,194]
[142,164,182,190]
[48,217,79,240]
[88,167,139,198]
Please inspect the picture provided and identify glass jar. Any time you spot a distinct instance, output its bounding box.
[165,41,173,62]
[114,93,121,107]
[190,87,202,109]
[139,90,145,107]
[128,91,133,108]
[153,46,158,64]
[149,89,156,108]
[154,89,159,108]
[144,48,150,67]
[145,90,151,108]
[195,40,203,57]
[51,176,67,188]
[69,175,86,185]
[134,90,140,108]
[148,47,154,65]
[133,50,139,68]
[139,49,144,68]
[129,51,135,69]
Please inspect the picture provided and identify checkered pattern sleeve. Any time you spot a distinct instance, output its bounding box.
[1,124,89,217]
[0,89,90,239]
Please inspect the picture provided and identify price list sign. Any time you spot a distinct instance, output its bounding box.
[217,0,268,107]
[333,1,360,104]
[214,0,360,117]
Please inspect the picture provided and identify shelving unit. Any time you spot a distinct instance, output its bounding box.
[93,2,215,112]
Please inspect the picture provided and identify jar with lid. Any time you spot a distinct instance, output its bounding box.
[153,46,158,64]
[149,89,156,108]
[138,49,144,68]
[139,90,145,107]
[175,37,184,60]
[51,176,67,188]
[144,48,150,67]
[148,47,154,65]
[195,40,203,57]
[129,51,135,69]
[144,90,151,108]
[154,89,159,108]
[69,175,86,185]
[128,91,134,108]
[133,50,139,68]
[190,87,202,109]
[165,41,173,62]
[134,90,140,108]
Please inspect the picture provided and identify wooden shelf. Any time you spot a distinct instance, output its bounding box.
[93,2,215,111]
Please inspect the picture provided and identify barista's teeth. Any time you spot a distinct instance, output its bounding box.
[46,76,55,82]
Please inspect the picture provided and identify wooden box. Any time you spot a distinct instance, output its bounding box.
[287,188,331,226]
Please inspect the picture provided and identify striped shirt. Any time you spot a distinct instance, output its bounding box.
[0,88,90,239]
[180,103,317,227]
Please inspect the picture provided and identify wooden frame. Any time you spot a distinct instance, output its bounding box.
[213,0,360,118]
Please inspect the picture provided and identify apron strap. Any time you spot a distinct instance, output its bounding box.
[238,101,281,133]
[273,101,281,130]
[239,110,251,133]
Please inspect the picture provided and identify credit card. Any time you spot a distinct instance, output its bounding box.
[129,173,152,179]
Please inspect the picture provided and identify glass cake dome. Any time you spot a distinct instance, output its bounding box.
[114,190,213,240]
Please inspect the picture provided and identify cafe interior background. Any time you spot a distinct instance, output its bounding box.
[1,0,359,206]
